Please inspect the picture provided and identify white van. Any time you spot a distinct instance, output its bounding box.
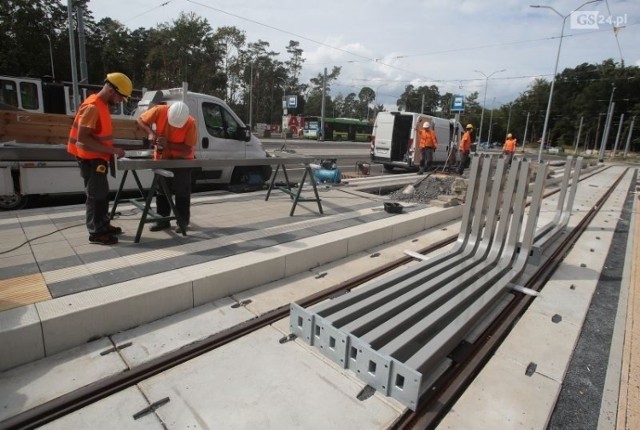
[370,111,462,172]
[135,88,272,187]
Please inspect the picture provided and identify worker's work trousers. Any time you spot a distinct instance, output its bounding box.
[419,147,435,172]
[503,151,514,166]
[457,151,470,174]
[156,168,193,226]
[79,158,111,234]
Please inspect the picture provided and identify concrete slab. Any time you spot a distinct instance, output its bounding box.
[112,297,256,368]
[139,326,403,429]
[437,354,561,429]
[40,386,164,429]
[0,338,127,422]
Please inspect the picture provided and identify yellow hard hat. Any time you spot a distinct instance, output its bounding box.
[507,133,513,138]
[466,123,473,129]
[105,72,133,99]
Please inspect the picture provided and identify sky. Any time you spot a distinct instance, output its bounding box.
[88,0,640,111]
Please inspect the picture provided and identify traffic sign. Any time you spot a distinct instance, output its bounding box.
[451,94,465,112]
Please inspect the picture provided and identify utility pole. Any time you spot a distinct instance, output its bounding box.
[77,7,88,83]
[623,116,635,158]
[420,94,425,114]
[320,68,327,141]
[573,116,583,155]
[248,62,253,131]
[611,113,624,158]
[67,0,80,111]
[521,112,530,153]
[598,85,615,162]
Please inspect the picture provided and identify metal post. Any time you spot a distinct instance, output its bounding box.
[249,62,253,132]
[521,112,530,153]
[67,0,80,111]
[623,116,635,158]
[474,69,506,146]
[573,116,583,155]
[320,67,327,141]
[530,0,602,163]
[77,7,88,83]
[44,35,55,80]
[611,113,624,158]
[599,101,614,162]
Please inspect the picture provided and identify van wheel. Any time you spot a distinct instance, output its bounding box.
[229,168,265,193]
[383,164,394,172]
[0,193,29,210]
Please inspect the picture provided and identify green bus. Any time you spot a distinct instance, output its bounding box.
[303,117,373,142]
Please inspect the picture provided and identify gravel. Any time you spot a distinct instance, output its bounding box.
[386,173,460,204]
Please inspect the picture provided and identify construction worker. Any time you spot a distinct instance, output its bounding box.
[417,120,438,175]
[67,72,132,245]
[457,123,474,175]
[503,133,517,166]
[137,101,197,232]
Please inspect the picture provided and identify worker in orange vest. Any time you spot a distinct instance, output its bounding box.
[417,121,438,175]
[67,72,132,245]
[137,101,197,233]
[457,123,474,175]
[503,133,517,166]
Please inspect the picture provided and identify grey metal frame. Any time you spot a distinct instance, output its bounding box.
[290,157,555,409]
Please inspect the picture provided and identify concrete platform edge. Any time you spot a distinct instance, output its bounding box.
[0,205,461,371]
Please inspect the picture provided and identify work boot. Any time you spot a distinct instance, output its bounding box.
[175,224,189,234]
[89,233,118,245]
[417,169,424,175]
[149,221,171,232]
[106,224,123,235]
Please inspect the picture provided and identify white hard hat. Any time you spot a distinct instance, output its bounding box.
[168,102,190,128]
[423,122,430,128]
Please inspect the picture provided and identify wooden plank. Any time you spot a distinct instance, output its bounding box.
[0,110,143,145]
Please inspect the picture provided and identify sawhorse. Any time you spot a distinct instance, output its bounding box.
[110,168,187,243]
[265,162,323,216]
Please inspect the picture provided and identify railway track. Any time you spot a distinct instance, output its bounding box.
[0,163,626,430]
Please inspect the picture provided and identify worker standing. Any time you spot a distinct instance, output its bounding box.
[503,133,517,166]
[67,72,132,245]
[457,123,474,175]
[137,102,197,233]
[417,121,438,175]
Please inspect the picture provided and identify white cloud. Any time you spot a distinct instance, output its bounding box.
[89,0,640,109]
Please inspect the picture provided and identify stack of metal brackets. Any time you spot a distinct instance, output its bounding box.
[530,156,583,265]
[290,154,549,410]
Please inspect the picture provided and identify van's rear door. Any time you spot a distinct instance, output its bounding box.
[372,112,395,161]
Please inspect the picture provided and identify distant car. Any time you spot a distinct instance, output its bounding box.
[548,147,564,154]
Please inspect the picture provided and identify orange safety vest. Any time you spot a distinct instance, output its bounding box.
[67,94,114,162]
[459,130,472,153]
[150,105,196,160]
[503,138,517,153]
[418,128,438,149]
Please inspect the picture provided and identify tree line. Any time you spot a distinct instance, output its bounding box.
[1,1,638,151]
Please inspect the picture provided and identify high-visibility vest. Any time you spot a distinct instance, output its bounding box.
[418,128,437,149]
[503,138,517,153]
[67,94,114,162]
[148,105,196,160]
[459,131,472,153]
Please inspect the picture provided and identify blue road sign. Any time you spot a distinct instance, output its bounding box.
[451,94,465,112]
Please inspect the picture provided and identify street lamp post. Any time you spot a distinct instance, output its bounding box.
[44,35,55,80]
[474,69,506,146]
[530,0,602,163]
